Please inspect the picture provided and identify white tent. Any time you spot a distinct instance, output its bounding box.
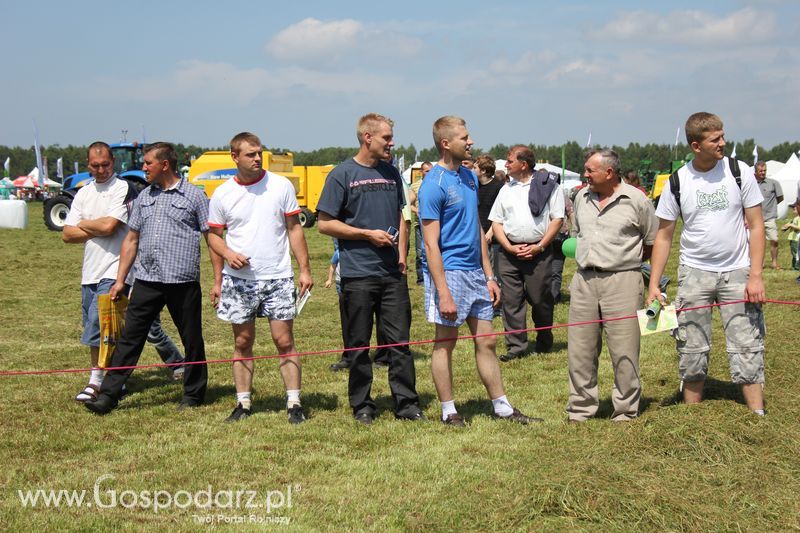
[771,153,800,218]
[26,167,62,188]
[766,160,785,178]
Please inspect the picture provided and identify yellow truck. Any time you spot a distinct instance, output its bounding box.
[188,150,332,227]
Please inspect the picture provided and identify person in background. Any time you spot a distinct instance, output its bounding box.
[755,161,783,270]
[475,155,503,302]
[408,162,433,285]
[551,185,574,304]
[781,202,800,271]
[623,170,648,195]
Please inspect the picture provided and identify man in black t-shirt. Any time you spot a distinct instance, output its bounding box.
[317,113,423,425]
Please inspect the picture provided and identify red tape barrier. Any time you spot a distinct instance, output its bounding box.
[1,299,797,377]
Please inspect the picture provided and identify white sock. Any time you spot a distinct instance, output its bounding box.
[753,409,766,416]
[441,400,457,421]
[236,392,252,410]
[491,395,514,417]
[286,389,301,408]
[89,369,105,387]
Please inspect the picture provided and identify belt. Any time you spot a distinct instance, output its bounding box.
[507,239,543,246]
[580,266,638,274]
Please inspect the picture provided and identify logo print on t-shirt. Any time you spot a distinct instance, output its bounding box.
[446,185,463,206]
[695,186,729,212]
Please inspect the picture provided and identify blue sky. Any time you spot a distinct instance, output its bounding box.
[3,0,798,152]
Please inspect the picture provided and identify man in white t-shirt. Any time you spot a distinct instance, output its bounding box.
[208,132,313,424]
[647,112,767,415]
[63,142,132,403]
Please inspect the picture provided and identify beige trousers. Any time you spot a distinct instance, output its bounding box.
[567,269,643,421]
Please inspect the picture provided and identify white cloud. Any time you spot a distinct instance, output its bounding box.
[264,17,423,64]
[593,7,776,45]
[83,60,408,106]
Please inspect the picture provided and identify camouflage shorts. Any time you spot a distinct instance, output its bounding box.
[217,274,296,324]
[673,265,765,384]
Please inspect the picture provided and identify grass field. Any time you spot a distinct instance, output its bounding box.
[1,203,800,531]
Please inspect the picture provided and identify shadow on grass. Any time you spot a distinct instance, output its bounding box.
[657,377,746,408]
[597,395,658,419]
[372,392,438,416]
[458,398,496,421]
[252,392,340,414]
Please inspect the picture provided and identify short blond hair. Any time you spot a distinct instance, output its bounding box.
[230,132,262,154]
[357,113,394,145]
[432,115,466,153]
[685,112,723,144]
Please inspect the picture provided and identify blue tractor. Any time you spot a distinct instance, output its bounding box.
[43,143,150,231]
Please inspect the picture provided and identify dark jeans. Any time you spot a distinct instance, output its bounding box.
[498,246,555,355]
[100,280,207,403]
[148,316,184,366]
[414,224,424,283]
[551,234,567,302]
[340,274,419,417]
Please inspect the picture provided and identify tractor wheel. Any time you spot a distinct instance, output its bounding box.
[43,196,73,231]
[298,208,316,228]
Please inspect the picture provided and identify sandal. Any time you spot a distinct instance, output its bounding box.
[75,383,100,402]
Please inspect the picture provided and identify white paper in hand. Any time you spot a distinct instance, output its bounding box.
[296,290,311,315]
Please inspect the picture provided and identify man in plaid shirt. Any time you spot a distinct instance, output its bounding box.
[86,142,218,415]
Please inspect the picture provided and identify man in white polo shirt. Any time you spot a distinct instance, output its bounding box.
[208,132,314,424]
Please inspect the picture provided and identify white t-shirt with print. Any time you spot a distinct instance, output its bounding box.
[208,171,300,280]
[64,176,130,285]
[656,158,763,271]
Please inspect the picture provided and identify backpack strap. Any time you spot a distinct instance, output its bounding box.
[728,157,741,189]
[668,168,682,216]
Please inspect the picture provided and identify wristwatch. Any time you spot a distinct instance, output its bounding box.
[486,276,498,283]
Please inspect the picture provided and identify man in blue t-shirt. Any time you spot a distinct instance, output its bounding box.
[317,113,423,425]
[418,115,542,427]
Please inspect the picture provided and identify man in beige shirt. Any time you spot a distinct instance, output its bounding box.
[567,150,657,422]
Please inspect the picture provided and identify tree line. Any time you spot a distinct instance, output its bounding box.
[3,139,799,182]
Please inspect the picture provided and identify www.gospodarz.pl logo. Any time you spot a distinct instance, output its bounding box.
[17,474,299,514]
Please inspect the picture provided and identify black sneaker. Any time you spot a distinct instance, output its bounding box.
[329,359,350,372]
[84,393,118,415]
[354,412,375,425]
[498,353,523,362]
[287,405,306,424]
[493,408,543,425]
[224,403,252,422]
[177,399,202,411]
[395,410,426,421]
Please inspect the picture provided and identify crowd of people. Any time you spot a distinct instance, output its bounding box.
[67,111,772,425]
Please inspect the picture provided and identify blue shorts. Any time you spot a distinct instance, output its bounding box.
[216,274,296,324]
[424,269,494,327]
[80,278,116,347]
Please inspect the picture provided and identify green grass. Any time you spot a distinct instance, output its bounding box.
[2,203,800,531]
